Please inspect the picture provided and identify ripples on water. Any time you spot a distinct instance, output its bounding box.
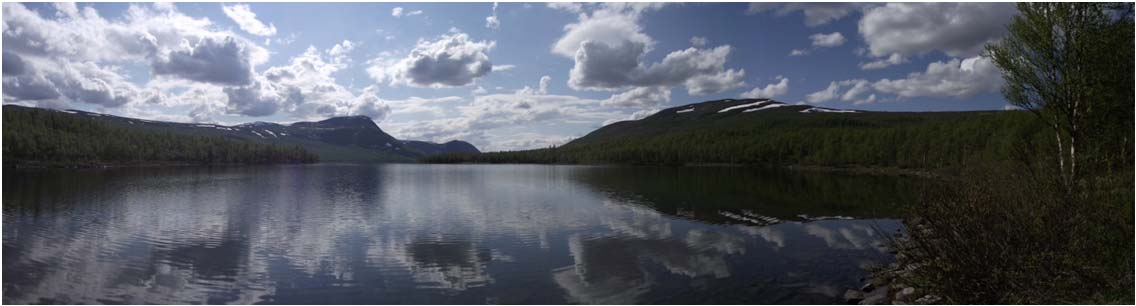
[3,164,916,304]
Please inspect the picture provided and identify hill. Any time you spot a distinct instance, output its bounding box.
[422,98,1046,170]
[2,105,318,167]
[2,105,480,164]
[401,140,481,156]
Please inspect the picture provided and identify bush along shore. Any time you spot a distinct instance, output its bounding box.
[844,3,1135,305]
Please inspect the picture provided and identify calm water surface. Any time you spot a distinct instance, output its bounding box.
[3,164,918,304]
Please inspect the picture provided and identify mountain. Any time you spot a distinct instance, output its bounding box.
[423,98,1043,169]
[401,140,481,156]
[1,105,479,163]
[2,105,319,167]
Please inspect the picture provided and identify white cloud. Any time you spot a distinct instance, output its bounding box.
[805,56,1001,105]
[789,49,809,56]
[368,32,495,88]
[602,86,671,107]
[491,64,515,72]
[858,3,1016,58]
[485,2,500,29]
[804,79,873,104]
[809,32,845,47]
[858,53,906,70]
[472,86,489,96]
[1,3,269,112]
[151,36,256,86]
[547,2,586,14]
[221,4,276,36]
[804,81,842,104]
[872,56,1001,98]
[741,77,789,99]
[552,4,743,96]
[538,75,552,95]
[551,8,654,58]
[747,3,860,27]
[391,7,403,17]
[690,36,708,47]
[683,68,746,96]
[348,85,391,122]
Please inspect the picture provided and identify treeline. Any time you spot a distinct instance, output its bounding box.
[424,111,1046,171]
[3,106,319,166]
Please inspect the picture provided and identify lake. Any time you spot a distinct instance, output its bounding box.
[3,164,919,304]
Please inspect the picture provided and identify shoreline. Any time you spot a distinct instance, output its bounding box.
[3,160,317,170]
[7,160,950,180]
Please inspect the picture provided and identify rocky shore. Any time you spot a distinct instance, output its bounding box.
[844,220,942,305]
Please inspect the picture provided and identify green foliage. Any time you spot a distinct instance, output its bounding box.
[899,3,1134,303]
[898,161,1133,304]
[987,2,1135,181]
[424,110,1046,171]
[3,107,319,166]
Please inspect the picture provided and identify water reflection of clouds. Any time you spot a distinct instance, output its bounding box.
[733,220,894,252]
[4,165,903,304]
[551,202,750,304]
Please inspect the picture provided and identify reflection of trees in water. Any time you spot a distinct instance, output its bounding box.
[568,166,919,223]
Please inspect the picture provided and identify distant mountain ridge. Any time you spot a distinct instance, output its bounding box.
[423,97,1040,169]
[2,105,479,162]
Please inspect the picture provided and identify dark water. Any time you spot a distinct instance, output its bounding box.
[3,164,919,304]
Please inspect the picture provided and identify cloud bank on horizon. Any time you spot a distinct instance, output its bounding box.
[1,2,1017,151]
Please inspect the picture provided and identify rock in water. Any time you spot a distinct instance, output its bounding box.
[895,287,916,302]
[859,286,890,305]
[844,290,865,303]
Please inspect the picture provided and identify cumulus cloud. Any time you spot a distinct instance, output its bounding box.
[368,32,495,88]
[804,81,843,104]
[602,86,671,107]
[1,3,267,111]
[222,80,298,116]
[221,4,276,36]
[806,56,1001,105]
[858,53,906,70]
[741,77,789,99]
[872,56,1001,98]
[858,3,1016,58]
[3,55,156,108]
[538,75,552,95]
[391,7,403,17]
[485,2,500,29]
[348,86,392,122]
[809,32,845,47]
[552,3,743,95]
[152,37,255,86]
[384,76,612,150]
[746,3,860,27]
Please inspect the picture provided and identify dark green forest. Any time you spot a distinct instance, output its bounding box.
[424,109,1047,171]
[3,106,318,166]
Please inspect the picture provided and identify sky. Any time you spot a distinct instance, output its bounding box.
[1,2,1020,151]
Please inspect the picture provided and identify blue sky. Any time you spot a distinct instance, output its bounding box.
[2,2,1019,150]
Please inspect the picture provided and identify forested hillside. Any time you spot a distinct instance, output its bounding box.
[3,106,318,166]
[423,99,1046,170]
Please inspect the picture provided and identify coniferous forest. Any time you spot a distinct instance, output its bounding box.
[3,106,319,167]
[423,108,1048,172]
